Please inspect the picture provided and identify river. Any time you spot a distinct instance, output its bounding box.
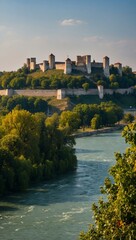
[0,132,128,240]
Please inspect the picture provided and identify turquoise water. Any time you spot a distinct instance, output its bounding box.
[0,132,127,240]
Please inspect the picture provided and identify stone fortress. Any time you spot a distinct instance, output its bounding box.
[26,54,122,77]
[0,54,133,100]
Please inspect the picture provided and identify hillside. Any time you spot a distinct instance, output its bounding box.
[29,69,86,79]
[43,93,136,113]
[29,69,65,78]
[69,93,136,108]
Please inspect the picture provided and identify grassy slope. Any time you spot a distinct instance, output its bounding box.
[43,94,135,114]
[29,69,84,79]
[29,70,64,78]
[69,94,136,108]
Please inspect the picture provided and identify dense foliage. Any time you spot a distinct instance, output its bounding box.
[0,66,92,90]
[0,65,135,90]
[0,110,77,194]
[108,66,136,89]
[73,101,124,129]
[0,95,48,114]
[79,121,136,239]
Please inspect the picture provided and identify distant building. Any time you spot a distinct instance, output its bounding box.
[26,54,122,77]
[114,62,122,76]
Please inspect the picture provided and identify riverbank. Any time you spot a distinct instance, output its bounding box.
[74,124,126,138]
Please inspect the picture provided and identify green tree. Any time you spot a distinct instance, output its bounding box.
[123,113,134,124]
[109,74,117,82]
[34,98,48,113]
[59,110,80,133]
[73,104,92,127]
[0,147,15,193]
[122,66,133,76]
[80,122,136,240]
[45,114,77,175]
[82,83,89,92]
[91,114,101,129]
[1,109,40,163]
[45,113,59,128]
[110,81,119,89]
[122,122,136,146]
[0,134,24,157]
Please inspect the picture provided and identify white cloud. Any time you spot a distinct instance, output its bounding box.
[60,19,85,26]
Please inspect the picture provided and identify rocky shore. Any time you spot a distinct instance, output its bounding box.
[74,124,126,138]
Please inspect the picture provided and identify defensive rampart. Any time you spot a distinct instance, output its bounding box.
[13,89,57,97]
[0,87,134,100]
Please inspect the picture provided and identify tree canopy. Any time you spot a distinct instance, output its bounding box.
[0,64,135,90]
[73,101,123,128]
[0,109,77,194]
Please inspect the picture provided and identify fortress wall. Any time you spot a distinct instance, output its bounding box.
[115,88,133,94]
[77,56,85,64]
[77,62,85,66]
[55,63,65,70]
[0,87,133,100]
[104,88,133,95]
[65,88,98,95]
[91,62,103,68]
[60,87,134,98]
[0,90,7,96]
[13,89,57,97]
[73,66,87,72]
[39,64,44,71]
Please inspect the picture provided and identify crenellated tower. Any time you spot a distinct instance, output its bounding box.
[64,58,72,74]
[86,55,91,74]
[49,53,55,69]
[43,60,49,72]
[26,58,30,69]
[30,58,36,70]
[114,62,122,76]
[103,56,110,77]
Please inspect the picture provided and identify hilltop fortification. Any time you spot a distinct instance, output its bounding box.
[26,54,122,77]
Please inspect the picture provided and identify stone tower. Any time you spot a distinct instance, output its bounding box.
[30,57,36,70]
[49,54,55,69]
[64,58,72,74]
[114,62,122,76]
[86,55,91,74]
[26,58,30,69]
[43,60,49,72]
[103,56,110,77]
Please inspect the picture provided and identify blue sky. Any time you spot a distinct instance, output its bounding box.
[0,0,136,71]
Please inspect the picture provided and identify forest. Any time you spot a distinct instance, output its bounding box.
[0,98,125,195]
[0,110,77,194]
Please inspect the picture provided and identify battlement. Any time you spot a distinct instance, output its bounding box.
[26,53,122,77]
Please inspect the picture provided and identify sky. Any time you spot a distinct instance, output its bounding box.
[0,0,136,71]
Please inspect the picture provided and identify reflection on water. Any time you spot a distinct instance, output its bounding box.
[0,132,127,240]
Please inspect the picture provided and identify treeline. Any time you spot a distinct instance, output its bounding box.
[72,101,124,129]
[0,100,124,195]
[92,65,136,89]
[0,95,124,130]
[0,110,77,195]
[0,66,92,90]
[0,95,48,114]
[0,65,135,90]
